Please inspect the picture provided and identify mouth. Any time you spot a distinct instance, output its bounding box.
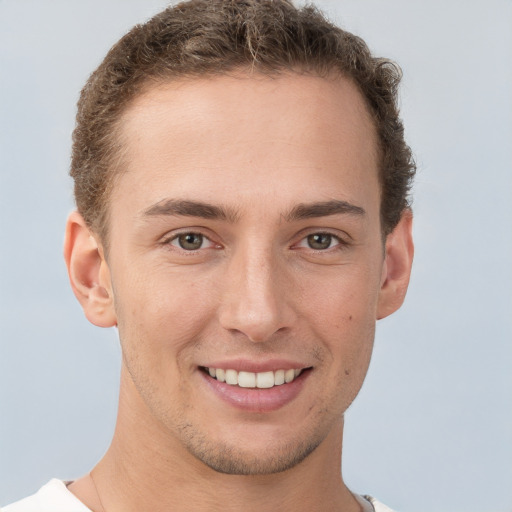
[199,364,312,412]
[200,366,309,389]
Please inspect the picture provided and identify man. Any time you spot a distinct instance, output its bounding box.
[3,0,414,510]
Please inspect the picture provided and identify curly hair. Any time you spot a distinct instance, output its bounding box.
[71,0,415,239]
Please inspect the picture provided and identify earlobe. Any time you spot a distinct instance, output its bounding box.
[377,209,414,320]
[63,211,117,328]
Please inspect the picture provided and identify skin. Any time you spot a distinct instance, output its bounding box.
[65,72,413,512]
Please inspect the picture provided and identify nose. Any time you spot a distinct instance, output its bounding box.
[218,244,295,343]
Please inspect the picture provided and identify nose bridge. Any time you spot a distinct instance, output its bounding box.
[219,239,292,342]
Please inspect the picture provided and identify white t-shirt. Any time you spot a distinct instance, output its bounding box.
[2,480,89,511]
[1,479,397,512]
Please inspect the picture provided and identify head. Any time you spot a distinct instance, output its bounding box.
[71,0,414,244]
[65,0,414,478]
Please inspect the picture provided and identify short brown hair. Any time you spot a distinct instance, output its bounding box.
[71,0,415,239]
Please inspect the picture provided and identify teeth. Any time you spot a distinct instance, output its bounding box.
[225,369,238,385]
[238,371,256,388]
[284,369,295,383]
[274,369,285,386]
[256,371,274,388]
[205,367,303,388]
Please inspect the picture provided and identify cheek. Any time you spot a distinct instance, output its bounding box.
[303,263,381,329]
[112,273,215,418]
[301,265,379,379]
[112,264,217,368]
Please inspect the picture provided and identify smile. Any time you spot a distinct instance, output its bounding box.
[203,367,304,388]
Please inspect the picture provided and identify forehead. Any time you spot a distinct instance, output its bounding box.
[112,72,380,220]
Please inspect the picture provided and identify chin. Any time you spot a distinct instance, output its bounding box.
[179,424,327,476]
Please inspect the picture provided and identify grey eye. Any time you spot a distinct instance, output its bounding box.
[307,233,333,250]
[176,233,204,250]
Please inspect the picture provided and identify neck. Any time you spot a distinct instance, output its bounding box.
[72,367,360,512]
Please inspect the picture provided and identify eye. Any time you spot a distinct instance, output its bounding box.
[297,233,342,250]
[168,232,214,251]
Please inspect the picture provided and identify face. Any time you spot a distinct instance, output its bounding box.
[93,73,394,474]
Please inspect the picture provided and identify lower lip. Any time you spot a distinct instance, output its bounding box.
[199,369,310,412]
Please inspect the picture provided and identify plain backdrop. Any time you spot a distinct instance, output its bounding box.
[1,1,511,511]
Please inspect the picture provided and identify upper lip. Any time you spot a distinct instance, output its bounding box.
[199,359,311,373]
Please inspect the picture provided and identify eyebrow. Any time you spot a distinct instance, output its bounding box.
[142,198,365,223]
[284,200,366,221]
[143,199,240,222]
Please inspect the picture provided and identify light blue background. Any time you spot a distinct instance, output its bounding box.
[1,1,511,510]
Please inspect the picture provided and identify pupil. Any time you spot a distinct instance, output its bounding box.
[308,233,331,250]
[179,233,203,250]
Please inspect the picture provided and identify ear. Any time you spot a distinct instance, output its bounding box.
[377,209,414,320]
[63,211,117,328]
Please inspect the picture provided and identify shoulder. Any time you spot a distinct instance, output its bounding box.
[362,494,398,512]
[2,479,91,512]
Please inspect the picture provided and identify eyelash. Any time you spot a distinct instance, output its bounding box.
[163,231,218,251]
[162,230,348,253]
[294,232,347,251]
